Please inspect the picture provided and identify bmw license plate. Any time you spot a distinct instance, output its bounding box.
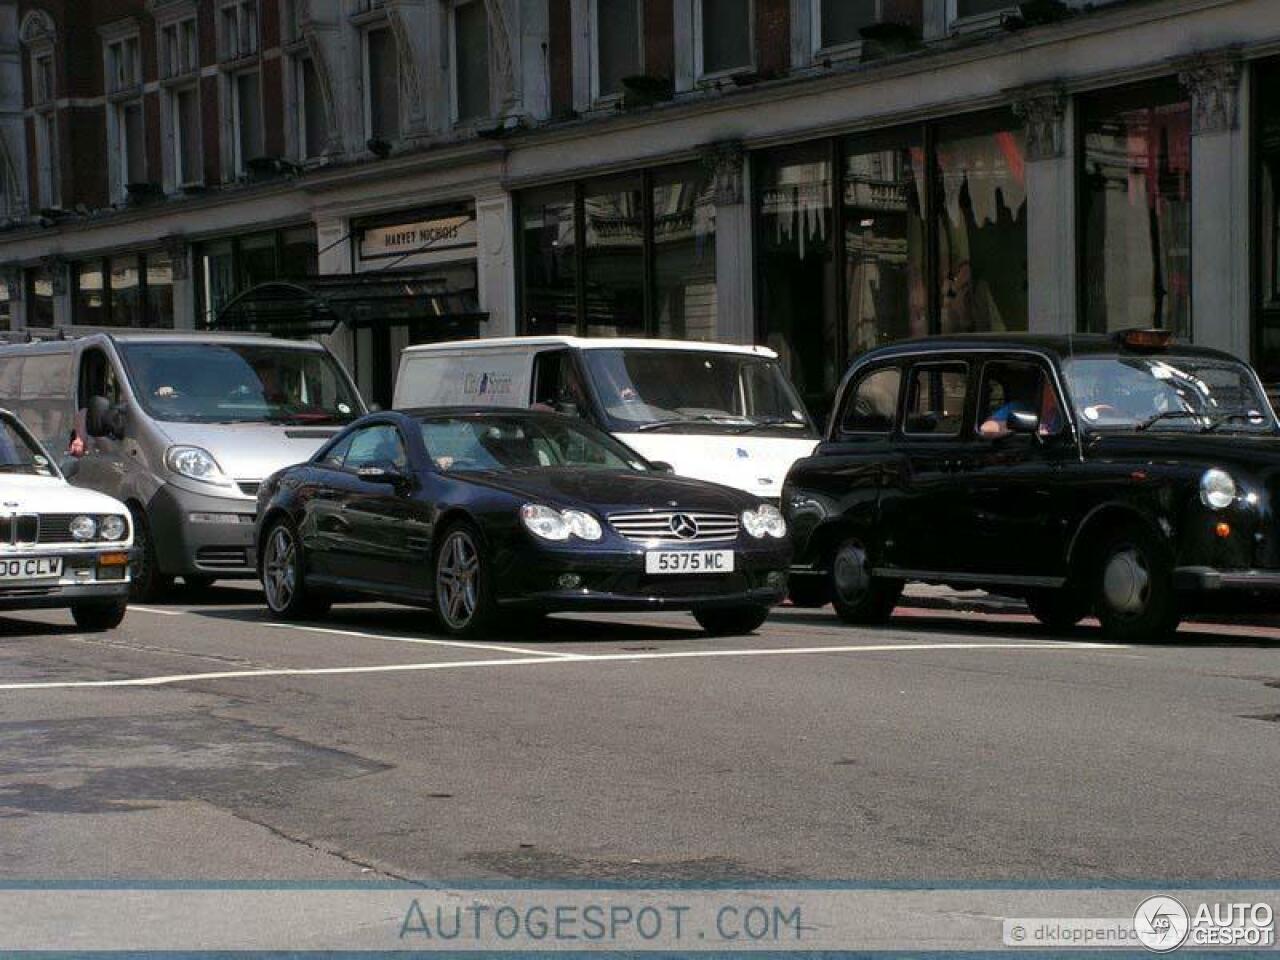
[645,550,734,575]
[0,557,62,581]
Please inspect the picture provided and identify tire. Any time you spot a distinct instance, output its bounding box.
[128,505,174,603]
[433,521,499,637]
[1025,588,1088,632]
[183,575,217,591]
[260,516,330,620]
[71,599,127,631]
[829,538,901,625]
[694,605,770,636]
[787,576,830,608]
[1091,525,1180,644]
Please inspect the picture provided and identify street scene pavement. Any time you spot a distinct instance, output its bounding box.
[4,583,1279,884]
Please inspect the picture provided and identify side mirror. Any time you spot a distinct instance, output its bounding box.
[86,395,124,439]
[356,463,409,488]
[649,460,675,474]
[1006,410,1041,435]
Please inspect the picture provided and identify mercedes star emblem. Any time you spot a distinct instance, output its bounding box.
[669,514,699,540]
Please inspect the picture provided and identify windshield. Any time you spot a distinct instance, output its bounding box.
[580,349,814,434]
[0,417,57,477]
[419,416,651,473]
[119,342,361,425]
[1063,355,1275,433]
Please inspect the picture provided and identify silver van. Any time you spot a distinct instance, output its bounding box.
[0,332,364,599]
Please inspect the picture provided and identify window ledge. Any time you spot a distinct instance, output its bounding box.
[107,85,144,104]
[350,8,389,28]
[159,73,199,90]
[694,64,757,89]
[949,8,1019,34]
[218,52,261,71]
[812,39,863,65]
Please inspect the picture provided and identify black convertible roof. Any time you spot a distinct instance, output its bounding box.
[858,332,1243,365]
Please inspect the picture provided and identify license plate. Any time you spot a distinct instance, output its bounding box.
[0,557,62,581]
[645,550,735,575]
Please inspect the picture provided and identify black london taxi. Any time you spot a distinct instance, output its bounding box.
[782,330,1280,643]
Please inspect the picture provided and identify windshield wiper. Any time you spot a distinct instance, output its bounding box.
[730,417,809,433]
[1204,411,1271,433]
[634,414,751,432]
[1135,410,1205,431]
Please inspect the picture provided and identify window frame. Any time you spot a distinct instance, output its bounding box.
[946,0,1020,34]
[449,0,492,126]
[362,23,401,143]
[693,0,755,83]
[902,360,970,439]
[229,68,265,177]
[170,83,203,189]
[590,0,645,104]
[837,363,903,438]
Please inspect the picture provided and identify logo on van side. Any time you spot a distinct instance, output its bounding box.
[463,372,515,398]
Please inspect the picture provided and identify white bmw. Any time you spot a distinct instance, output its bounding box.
[0,409,132,630]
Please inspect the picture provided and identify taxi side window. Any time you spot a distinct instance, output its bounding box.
[904,363,968,437]
[977,360,1062,438]
[841,367,901,435]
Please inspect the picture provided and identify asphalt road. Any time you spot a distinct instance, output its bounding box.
[2,584,1279,883]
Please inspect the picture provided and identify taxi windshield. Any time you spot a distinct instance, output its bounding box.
[1063,355,1275,433]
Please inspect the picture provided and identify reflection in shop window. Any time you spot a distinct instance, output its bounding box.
[584,176,645,336]
[755,142,838,418]
[520,187,579,336]
[26,268,55,328]
[652,164,716,340]
[0,278,9,331]
[146,251,174,329]
[111,258,143,328]
[201,240,237,326]
[1080,81,1190,338]
[75,262,109,326]
[935,114,1027,336]
[1258,60,1280,383]
[843,128,927,353]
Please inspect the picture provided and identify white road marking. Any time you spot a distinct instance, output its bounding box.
[128,606,187,617]
[0,640,1122,691]
[259,620,581,659]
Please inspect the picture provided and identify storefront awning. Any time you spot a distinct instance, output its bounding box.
[214,275,487,338]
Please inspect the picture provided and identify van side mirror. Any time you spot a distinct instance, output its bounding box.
[86,395,124,440]
[1006,410,1040,435]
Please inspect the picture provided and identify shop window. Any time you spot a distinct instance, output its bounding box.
[452,0,491,123]
[110,258,143,328]
[240,233,279,290]
[364,27,400,141]
[280,227,319,279]
[519,186,579,336]
[1080,80,1190,338]
[843,127,927,354]
[26,267,55,328]
[652,163,716,340]
[197,227,318,326]
[584,175,646,336]
[233,70,264,174]
[174,86,202,186]
[146,252,174,328]
[75,262,110,326]
[593,0,642,100]
[934,112,1027,336]
[755,141,838,417]
[297,57,326,160]
[697,0,752,78]
[200,240,238,325]
[815,0,878,52]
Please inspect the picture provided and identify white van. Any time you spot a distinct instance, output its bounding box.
[393,337,819,500]
[0,332,364,600]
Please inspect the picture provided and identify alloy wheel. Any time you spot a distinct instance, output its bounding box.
[263,525,298,613]
[437,531,480,630]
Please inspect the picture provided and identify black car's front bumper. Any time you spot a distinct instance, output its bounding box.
[1174,566,1280,592]
[495,542,792,613]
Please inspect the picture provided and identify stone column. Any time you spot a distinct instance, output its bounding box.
[702,140,753,344]
[166,238,195,330]
[314,215,356,384]
[1013,87,1074,335]
[1179,51,1249,358]
[476,193,516,337]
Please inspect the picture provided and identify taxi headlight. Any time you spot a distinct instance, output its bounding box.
[742,503,787,539]
[70,515,97,541]
[1200,469,1237,510]
[99,515,127,540]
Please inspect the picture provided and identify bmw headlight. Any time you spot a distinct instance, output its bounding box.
[70,515,97,541]
[742,503,787,539]
[521,504,602,542]
[1200,468,1237,510]
[166,446,233,486]
[99,515,127,541]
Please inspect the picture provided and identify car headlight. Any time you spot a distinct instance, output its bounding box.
[1200,468,1237,510]
[166,446,233,486]
[99,515,127,540]
[521,505,603,542]
[70,515,97,541]
[742,503,787,539]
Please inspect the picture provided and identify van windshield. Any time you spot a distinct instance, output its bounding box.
[580,349,815,435]
[118,342,361,425]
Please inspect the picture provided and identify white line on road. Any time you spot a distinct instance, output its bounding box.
[0,640,1122,691]
[258,620,582,659]
[127,606,188,617]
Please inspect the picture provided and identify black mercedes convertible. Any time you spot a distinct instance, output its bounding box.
[254,409,791,637]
